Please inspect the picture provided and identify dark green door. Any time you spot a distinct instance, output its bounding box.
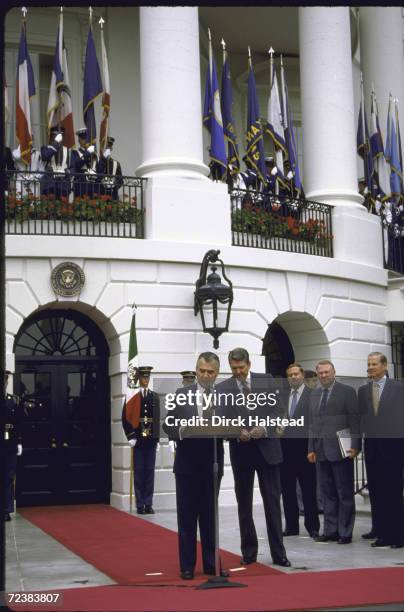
[14,310,111,506]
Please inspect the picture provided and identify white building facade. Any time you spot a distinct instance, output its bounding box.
[4,6,404,510]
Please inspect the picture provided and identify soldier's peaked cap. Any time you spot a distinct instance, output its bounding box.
[137,366,153,376]
[76,127,87,137]
[181,371,196,378]
[50,125,65,133]
[106,136,115,144]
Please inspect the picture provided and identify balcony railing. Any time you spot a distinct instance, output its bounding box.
[230,188,333,257]
[5,170,145,238]
[382,219,404,275]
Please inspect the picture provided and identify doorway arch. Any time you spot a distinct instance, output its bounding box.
[14,309,111,507]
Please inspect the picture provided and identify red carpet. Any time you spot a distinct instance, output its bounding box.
[8,568,404,611]
[18,506,404,611]
[19,505,279,585]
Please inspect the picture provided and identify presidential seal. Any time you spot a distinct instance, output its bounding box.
[51,262,85,297]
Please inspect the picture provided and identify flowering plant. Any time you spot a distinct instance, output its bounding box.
[6,192,142,225]
[231,203,332,246]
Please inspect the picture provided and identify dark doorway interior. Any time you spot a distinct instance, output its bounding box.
[262,321,295,379]
[14,309,111,507]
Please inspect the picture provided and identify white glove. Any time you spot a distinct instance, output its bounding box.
[17,444,23,456]
[87,168,96,175]
[271,166,278,176]
[128,438,137,448]
[12,145,21,161]
[54,133,63,143]
[363,186,369,195]
[103,148,111,159]
[287,170,294,180]
[86,145,95,154]
[169,440,175,453]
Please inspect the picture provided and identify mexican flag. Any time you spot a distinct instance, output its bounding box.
[122,305,141,432]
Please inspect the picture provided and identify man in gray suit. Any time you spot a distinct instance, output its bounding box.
[308,360,361,544]
[216,348,290,567]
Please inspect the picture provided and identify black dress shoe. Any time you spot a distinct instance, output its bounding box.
[283,529,299,536]
[137,507,146,515]
[391,542,404,549]
[204,568,230,577]
[240,557,256,565]
[273,556,291,567]
[362,530,377,540]
[371,538,390,547]
[309,531,319,539]
[181,570,194,580]
[4,513,11,522]
[338,537,352,544]
[315,534,339,542]
[145,506,155,514]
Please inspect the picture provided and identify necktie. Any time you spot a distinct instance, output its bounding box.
[203,388,214,420]
[290,390,298,417]
[240,379,250,396]
[372,382,380,416]
[318,388,329,413]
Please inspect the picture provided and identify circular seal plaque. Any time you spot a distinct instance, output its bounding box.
[51,262,85,297]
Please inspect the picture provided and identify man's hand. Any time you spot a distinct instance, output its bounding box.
[347,448,359,459]
[156,442,160,452]
[286,170,294,180]
[128,438,137,448]
[86,145,95,154]
[103,148,111,159]
[168,440,175,453]
[17,444,23,456]
[249,426,266,439]
[271,166,278,176]
[12,145,21,161]
[307,452,317,463]
[54,133,63,143]
[239,428,251,442]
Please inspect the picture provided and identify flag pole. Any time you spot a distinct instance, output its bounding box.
[56,7,63,134]
[129,446,134,512]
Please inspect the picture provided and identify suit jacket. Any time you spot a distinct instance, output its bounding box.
[162,384,224,476]
[359,378,404,460]
[122,389,160,447]
[308,381,361,461]
[215,373,284,467]
[280,385,312,459]
[5,394,23,455]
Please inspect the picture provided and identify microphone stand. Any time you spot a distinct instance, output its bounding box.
[196,389,246,590]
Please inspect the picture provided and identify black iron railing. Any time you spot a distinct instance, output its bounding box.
[5,170,145,238]
[381,219,404,275]
[230,188,333,257]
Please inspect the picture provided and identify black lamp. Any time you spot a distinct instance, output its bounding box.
[194,250,233,349]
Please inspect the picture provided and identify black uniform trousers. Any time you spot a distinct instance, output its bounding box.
[133,440,157,509]
[318,458,355,539]
[232,442,285,562]
[280,442,319,535]
[175,469,221,574]
[5,453,17,514]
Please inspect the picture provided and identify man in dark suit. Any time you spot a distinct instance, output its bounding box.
[96,136,123,200]
[308,360,361,544]
[4,371,23,521]
[216,347,290,567]
[280,363,319,538]
[359,352,404,548]
[163,352,225,580]
[122,366,160,515]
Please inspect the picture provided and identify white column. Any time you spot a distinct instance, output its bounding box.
[137,7,208,179]
[136,7,230,245]
[299,7,383,267]
[360,7,404,143]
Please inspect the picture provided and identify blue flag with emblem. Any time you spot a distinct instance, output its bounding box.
[221,46,240,172]
[202,32,227,179]
[370,90,391,202]
[245,53,266,184]
[385,99,403,200]
[280,58,303,196]
[83,24,103,145]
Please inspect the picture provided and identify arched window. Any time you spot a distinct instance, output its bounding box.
[262,321,295,378]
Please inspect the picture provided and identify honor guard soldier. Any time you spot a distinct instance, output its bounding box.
[96,136,123,200]
[122,366,160,514]
[180,371,196,387]
[4,371,23,521]
[12,137,44,197]
[41,126,72,199]
[70,128,99,198]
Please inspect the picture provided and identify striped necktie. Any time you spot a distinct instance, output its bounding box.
[372,382,380,416]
